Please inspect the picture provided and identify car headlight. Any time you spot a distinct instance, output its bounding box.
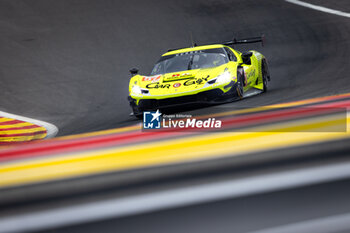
[215,71,232,84]
[131,85,142,95]
[204,71,232,87]
[131,85,150,95]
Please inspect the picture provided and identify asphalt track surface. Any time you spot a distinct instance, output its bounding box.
[1,0,350,232]
[0,0,349,136]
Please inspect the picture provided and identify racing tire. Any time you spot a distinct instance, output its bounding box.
[262,59,269,93]
[134,113,143,120]
[132,106,143,119]
[236,69,244,99]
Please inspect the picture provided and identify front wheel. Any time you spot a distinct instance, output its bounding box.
[132,107,143,119]
[134,112,143,120]
[236,69,244,99]
[129,100,143,119]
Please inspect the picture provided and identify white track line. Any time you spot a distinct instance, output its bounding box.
[1,161,350,233]
[248,212,350,233]
[285,0,350,18]
[0,111,58,139]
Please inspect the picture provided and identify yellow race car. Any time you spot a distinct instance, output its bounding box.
[128,36,270,117]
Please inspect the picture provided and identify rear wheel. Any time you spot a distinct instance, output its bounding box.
[261,59,269,93]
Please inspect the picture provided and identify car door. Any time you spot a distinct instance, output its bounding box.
[241,52,259,91]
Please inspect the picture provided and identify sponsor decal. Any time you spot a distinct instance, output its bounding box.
[146,83,171,89]
[243,69,255,86]
[184,77,209,86]
[184,80,195,86]
[247,69,256,78]
[145,76,210,89]
[176,51,204,56]
[170,73,191,78]
[142,75,161,82]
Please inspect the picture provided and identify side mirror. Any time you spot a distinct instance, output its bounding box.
[129,68,139,76]
[242,52,253,65]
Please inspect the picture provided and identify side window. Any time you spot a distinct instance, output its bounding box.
[224,47,237,62]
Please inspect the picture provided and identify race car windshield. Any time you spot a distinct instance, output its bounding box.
[151,48,228,75]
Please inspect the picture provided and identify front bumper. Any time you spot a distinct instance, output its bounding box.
[128,81,237,112]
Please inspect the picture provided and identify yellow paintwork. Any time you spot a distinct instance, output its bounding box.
[131,64,235,99]
[129,44,266,105]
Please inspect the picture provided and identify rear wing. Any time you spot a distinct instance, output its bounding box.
[222,35,265,47]
[167,35,265,52]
